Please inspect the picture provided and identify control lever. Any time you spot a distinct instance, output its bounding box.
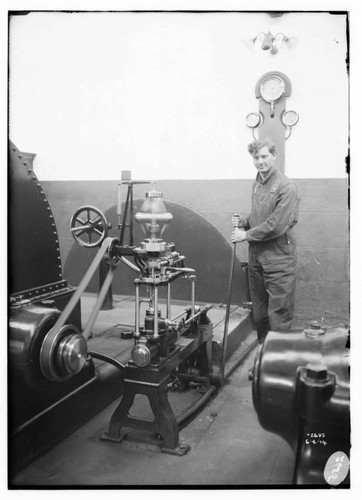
[220,214,239,379]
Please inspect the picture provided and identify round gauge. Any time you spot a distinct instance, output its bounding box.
[245,112,263,128]
[260,75,286,102]
[282,110,299,127]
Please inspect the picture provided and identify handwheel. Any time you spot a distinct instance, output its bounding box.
[70,205,108,247]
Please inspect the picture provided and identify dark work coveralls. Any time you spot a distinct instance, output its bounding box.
[243,167,300,343]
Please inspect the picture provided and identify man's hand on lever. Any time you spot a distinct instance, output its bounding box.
[231,228,247,243]
[231,213,247,243]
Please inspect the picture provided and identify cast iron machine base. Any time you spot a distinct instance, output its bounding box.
[68,184,219,455]
[101,322,213,455]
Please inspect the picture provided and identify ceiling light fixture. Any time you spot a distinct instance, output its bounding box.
[244,31,298,54]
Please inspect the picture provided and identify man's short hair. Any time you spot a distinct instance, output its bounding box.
[247,139,277,157]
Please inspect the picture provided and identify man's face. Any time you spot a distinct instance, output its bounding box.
[252,146,276,176]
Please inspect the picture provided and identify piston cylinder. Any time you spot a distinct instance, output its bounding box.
[131,342,159,367]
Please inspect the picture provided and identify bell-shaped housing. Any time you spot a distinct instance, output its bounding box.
[135,190,173,241]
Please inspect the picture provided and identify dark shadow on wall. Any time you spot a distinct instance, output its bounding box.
[63,199,248,305]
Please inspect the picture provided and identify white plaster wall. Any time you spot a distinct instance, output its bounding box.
[9,11,348,180]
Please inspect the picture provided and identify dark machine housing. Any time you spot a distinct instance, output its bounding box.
[8,142,124,475]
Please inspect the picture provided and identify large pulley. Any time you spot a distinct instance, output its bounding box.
[9,304,89,390]
[10,238,120,390]
[40,324,88,382]
[70,205,109,247]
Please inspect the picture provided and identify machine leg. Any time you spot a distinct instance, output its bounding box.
[101,378,190,455]
[151,383,189,455]
[198,338,212,383]
[103,389,138,441]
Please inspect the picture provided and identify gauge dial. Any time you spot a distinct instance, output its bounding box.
[245,112,263,128]
[282,110,299,127]
[260,75,285,102]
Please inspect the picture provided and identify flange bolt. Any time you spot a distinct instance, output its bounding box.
[305,363,329,382]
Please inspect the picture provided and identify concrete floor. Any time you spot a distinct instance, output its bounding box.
[11,293,295,487]
[12,345,295,487]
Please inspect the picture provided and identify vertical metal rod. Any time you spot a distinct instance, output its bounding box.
[167,282,171,319]
[191,277,195,315]
[220,243,237,379]
[117,182,122,228]
[135,283,140,338]
[130,183,134,246]
[120,185,131,245]
[148,285,153,307]
[153,286,159,338]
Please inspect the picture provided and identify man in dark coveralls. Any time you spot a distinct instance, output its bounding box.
[231,139,300,343]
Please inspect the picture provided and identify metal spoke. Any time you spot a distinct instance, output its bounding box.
[76,216,86,225]
[71,226,88,237]
[92,216,102,225]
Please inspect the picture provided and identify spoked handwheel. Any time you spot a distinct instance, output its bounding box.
[70,206,108,248]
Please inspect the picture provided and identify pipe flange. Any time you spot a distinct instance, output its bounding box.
[304,321,327,337]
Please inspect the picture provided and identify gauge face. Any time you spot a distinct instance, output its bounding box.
[282,110,299,127]
[245,112,263,128]
[260,75,285,102]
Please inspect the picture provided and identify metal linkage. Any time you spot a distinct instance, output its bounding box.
[183,305,213,328]
[171,307,191,322]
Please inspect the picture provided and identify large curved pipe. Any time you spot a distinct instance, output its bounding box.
[224,339,259,379]
[88,350,125,375]
[177,386,217,427]
[177,338,259,427]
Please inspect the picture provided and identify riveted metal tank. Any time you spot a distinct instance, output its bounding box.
[8,142,97,475]
[9,141,90,391]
